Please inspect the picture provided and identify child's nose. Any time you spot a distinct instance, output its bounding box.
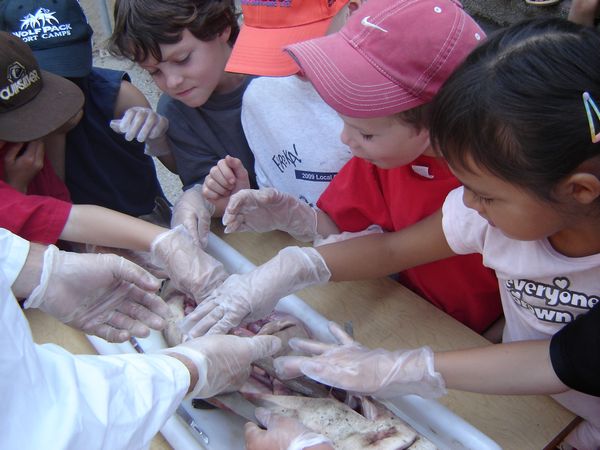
[462,189,480,212]
[340,126,352,147]
[165,71,183,89]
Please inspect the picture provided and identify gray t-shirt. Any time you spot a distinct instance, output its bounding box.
[158,76,256,191]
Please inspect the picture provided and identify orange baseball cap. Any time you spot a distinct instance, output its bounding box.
[226,0,350,77]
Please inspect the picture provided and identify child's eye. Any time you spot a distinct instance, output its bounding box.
[361,133,374,141]
[177,54,191,64]
[476,194,494,204]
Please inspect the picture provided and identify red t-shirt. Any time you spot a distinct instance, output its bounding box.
[0,153,72,245]
[317,156,501,333]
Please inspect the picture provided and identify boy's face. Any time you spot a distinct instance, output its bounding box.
[339,114,430,169]
[140,29,234,108]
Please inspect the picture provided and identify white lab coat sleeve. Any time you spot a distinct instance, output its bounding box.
[0,227,29,284]
[0,229,190,450]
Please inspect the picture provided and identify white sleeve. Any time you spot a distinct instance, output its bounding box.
[1,280,189,450]
[0,228,29,285]
[441,187,489,255]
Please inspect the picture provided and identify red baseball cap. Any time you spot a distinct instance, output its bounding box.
[226,0,349,77]
[285,0,485,118]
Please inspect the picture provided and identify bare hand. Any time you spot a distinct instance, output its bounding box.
[3,140,45,193]
[244,407,332,450]
[202,155,250,202]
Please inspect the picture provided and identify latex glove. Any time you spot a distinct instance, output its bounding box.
[171,184,215,248]
[180,246,331,337]
[274,322,446,399]
[245,407,333,450]
[165,334,281,398]
[110,106,170,156]
[313,224,384,247]
[223,188,318,242]
[150,225,228,304]
[203,155,251,203]
[23,245,169,343]
[72,242,169,279]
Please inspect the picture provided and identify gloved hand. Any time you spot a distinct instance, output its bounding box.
[180,246,331,337]
[171,184,215,248]
[110,106,170,156]
[164,334,281,398]
[274,322,447,399]
[223,188,318,242]
[23,245,169,343]
[150,225,228,304]
[244,407,333,450]
[313,224,384,247]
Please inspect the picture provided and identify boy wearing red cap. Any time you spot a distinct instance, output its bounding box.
[207,0,502,336]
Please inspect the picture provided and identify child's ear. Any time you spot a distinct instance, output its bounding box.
[558,172,600,205]
[220,26,232,43]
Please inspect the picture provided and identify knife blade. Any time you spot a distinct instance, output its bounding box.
[129,338,210,445]
[176,405,210,446]
[203,392,259,424]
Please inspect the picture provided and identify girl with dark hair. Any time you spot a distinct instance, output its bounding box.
[209,18,600,449]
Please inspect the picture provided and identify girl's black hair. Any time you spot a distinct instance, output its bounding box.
[109,0,240,63]
[430,18,600,202]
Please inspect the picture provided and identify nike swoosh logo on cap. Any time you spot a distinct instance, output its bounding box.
[360,16,388,33]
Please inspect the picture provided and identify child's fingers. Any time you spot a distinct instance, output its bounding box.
[328,321,355,345]
[117,108,135,131]
[201,181,219,201]
[210,162,235,188]
[225,155,249,180]
[243,421,268,448]
[202,177,228,200]
[3,142,24,162]
[114,108,145,141]
[13,141,44,168]
[135,112,157,142]
[27,140,45,157]
[217,157,239,185]
[125,110,149,141]
[27,141,45,169]
[204,169,232,195]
